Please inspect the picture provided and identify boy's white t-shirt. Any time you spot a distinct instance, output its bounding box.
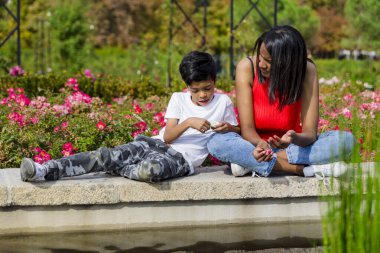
[153,92,238,174]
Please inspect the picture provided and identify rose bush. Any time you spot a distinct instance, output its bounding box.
[0,78,169,168]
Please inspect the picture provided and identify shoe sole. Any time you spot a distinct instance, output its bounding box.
[20,158,36,182]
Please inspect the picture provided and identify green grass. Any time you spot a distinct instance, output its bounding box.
[315,59,380,89]
[322,117,379,253]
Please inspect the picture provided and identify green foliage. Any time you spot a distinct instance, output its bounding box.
[345,0,380,49]
[48,1,92,72]
[322,148,380,253]
[0,73,173,102]
[277,0,320,45]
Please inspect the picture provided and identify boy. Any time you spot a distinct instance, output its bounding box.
[20,51,240,183]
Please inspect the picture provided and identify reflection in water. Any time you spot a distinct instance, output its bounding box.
[0,222,322,253]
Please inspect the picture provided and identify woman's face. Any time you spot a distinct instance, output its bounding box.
[258,43,272,78]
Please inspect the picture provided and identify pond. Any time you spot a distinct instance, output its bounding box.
[0,221,323,253]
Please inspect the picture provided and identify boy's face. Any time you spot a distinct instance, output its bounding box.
[188,79,215,106]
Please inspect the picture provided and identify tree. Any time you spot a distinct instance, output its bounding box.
[49,1,91,72]
[313,6,346,53]
[344,0,380,49]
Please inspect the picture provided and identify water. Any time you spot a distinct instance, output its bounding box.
[0,222,323,253]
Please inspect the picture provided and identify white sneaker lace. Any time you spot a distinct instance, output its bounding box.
[315,171,330,189]
[251,171,262,178]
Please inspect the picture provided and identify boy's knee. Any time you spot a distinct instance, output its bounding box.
[138,159,162,182]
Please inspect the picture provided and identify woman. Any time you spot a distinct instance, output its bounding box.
[207,25,355,178]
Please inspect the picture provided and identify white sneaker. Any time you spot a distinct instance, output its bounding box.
[303,161,348,178]
[20,158,47,181]
[230,163,251,177]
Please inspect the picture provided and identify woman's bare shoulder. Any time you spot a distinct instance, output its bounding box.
[306,60,317,76]
[236,56,256,72]
[236,57,257,85]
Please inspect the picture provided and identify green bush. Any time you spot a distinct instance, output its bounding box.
[0,73,174,102]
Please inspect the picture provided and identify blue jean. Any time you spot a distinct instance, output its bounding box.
[207,130,356,177]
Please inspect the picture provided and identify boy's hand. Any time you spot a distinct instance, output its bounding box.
[268,130,296,148]
[253,140,273,162]
[211,121,231,133]
[187,117,210,133]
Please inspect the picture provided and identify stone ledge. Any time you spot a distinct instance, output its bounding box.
[0,162,376,235]
[0,162,375,207]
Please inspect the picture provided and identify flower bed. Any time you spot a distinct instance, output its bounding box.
[0,73,379,168]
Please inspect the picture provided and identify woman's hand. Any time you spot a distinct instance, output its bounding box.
[268,130,296,148]
[253,139,273,162]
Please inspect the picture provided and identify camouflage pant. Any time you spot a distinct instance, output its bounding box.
[43,135,191,183]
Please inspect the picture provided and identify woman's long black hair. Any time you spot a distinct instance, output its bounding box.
[253,25,307,110]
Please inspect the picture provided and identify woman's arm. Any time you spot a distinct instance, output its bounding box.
[292,61,319,147]
[235,57,263,145]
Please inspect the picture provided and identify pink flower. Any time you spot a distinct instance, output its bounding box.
[134,104,142,114]
[33,148,51,163]
[318,118,330,131]
[152,128,159,135]
[9,66,24,76]
[30,117,39,124]
[144,103,154,111]
[153,112,165,125]
[342,108,352,119]
[7,88,15,95]
[16,94,31,106]
[84,69,96,82]
[66,78,77,86]
[132,130,143,138]
[134,121,147,132]
[344,94,353,102]
[61,150,73,157]
[62,142,74,152]
[34,147,42,153]
[61,121,68,130]
[61,142,74,157]
[209,154,223,166]
[124,114,133,119]
[329,111,338,119]
[96,121,106,130]
[1,98,9,106]
[7,112,26,127]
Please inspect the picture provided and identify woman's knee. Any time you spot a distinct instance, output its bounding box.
[327,130,356,157]
[341,131,356,155]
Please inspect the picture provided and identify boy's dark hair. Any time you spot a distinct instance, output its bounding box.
[179,51,216,86]
[253,25,308,110]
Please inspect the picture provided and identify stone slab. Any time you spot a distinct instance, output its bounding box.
[0,170,10,206]
[0,197,325,235]
[0,162,376,207]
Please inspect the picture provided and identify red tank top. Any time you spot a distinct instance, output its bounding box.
[253,73,302,140]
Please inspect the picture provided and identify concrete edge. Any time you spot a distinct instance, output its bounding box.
[0,162,376,207]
